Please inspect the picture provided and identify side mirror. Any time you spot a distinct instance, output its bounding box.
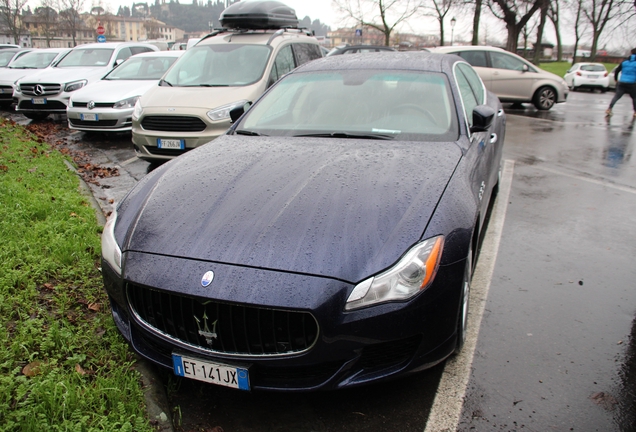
[229,102,252,123]
[522,64,530,73]
[470,105,496,133]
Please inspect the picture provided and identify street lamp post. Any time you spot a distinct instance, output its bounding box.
[450,17,456,46]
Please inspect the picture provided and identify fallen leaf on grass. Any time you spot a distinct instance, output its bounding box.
[75,364,87,375]
[22,361,42,377]
[88,302,101,312]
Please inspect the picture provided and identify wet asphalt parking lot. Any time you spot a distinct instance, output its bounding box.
[3,89,636,431]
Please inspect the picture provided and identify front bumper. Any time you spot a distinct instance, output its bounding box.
[67,106,133,132]
[102,252,465,391]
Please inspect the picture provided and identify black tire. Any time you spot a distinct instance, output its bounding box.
[533,86,557,110]
[454,246,472,354]
[23,112,50,121]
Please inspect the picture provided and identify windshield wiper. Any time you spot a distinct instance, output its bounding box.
[159,79,173,87]
[235,129,266,136]
[293,132,395,140]
[197,84,230,87]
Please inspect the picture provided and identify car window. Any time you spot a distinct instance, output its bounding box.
[268,45,295,86]
[130,46,155,55]
[105,56,178,80]
[292,43,322,66]
[9,51,59,68]
[115,47,132,63]
[453,50,488,68]
[580,64,606,72]
[456,63,484,105]
[162,44,272,87]
[241,70,458,142]
[0,51,18,67]
[489,52,527,71]
[56,48,115,67]
[455,65,479,128]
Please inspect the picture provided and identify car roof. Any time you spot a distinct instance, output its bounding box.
[429,45,507,53]
[71,42,158,50]
[128,50,185,58]
[197,28,318,48]
[295,51,453,74]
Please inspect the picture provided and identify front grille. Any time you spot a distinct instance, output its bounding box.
[0,86,12,101]
[18,100,67,110]
[141,115,207,132]
[144,146,192,157]
[69,118,119,127]
[357,335,422,369]
[19,83,62,96]
[127,284,319,356]
[72,101,116,108]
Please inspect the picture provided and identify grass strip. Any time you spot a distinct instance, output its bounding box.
[0,118,152,432]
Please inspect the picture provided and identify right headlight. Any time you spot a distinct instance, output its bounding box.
[101,212,122,275]
[345,236,444,311]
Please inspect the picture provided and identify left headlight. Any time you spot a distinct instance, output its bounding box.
[102,212,122,275]
[113,96,140,109]
[132,99,143,120]
[207,100,249,122]
[345,236,444,311]
[65,80,87,92]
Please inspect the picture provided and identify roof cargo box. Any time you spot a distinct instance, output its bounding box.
[220,1,298,29]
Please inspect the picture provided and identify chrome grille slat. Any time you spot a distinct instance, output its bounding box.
[20,83,62,96]
[127,284,319,357]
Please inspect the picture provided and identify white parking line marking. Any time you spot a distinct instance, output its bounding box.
[423,159,514,432]
[120,157,139,167]
[534,165,636,195]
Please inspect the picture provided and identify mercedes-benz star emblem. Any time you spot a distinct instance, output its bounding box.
[88,101,95,110]
[34,84,44,96]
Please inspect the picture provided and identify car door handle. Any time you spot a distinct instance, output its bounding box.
[497,109,504,117]
[490,133,497,144]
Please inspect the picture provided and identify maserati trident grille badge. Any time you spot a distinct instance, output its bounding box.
[201,271,214,287]
[194,311,218,346]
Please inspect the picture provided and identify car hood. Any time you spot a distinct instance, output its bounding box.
[19,66,109,85]
[141,84,261,110]
[120,135,462,282]
[71,79,157,102]
[0,68,44,85]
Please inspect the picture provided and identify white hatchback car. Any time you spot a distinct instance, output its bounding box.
[67,50,184,133]
[429,45,568,110]
[564,63,609,92]
[14,42,158,120]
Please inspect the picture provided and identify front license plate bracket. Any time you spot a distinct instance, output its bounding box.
[172,354,250,391]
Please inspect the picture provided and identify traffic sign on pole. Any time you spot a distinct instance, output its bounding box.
[97,34,106,43]
[97,25,105,35]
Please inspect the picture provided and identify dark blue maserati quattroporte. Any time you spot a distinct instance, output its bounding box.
[101,52,505,392]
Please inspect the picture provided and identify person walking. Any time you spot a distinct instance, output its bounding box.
[606,48,636,117]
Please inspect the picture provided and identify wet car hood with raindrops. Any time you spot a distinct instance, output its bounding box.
[117,134,463,283]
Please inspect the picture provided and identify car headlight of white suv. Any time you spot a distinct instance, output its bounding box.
[65,80,87,92]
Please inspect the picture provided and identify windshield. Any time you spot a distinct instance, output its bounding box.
[580,64,606,72]
[105,56,178,80]
[9,51,59,69]
[0,51,17,67]
[162,44,271,87]
[56,48,114,67]
[239,70,459,142]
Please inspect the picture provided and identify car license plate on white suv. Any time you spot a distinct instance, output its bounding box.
[31,98,47,105]
[81,113,98,121]
[172,354,250,390]
[158,138,185,149]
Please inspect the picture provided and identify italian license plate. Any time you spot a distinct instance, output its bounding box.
[81,113,98,121]
[172,354,250,390]
[587,75,597,79]
[32,98,46,104]
[157,138,184,149]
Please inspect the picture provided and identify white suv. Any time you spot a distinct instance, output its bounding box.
[132,2,323,162]
[15,42,158,120]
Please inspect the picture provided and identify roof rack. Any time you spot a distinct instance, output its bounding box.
[219,1,299,31]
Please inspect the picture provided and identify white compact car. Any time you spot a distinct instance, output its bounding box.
[67,50,184,133]
[14,42,158,120]
[0,48,71,106]
[564,63,610,92]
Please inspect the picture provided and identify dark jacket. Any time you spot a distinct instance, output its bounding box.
[615,54,636,84]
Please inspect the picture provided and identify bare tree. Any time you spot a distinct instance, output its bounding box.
[532,0,549,64]
[581,0,633,59]
[34,1,59,47]
[547,0,563,61]
[471,0,482,44]
[333,0,420,46]
[0,0,29,44]
[488,0,543,52]
[571,0,585,63]
[421,0,458,46]
[57,0,86,46]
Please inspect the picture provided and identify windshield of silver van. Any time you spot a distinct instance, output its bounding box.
[161,44,271,87]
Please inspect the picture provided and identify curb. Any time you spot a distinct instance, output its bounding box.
[64,159,175,432]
